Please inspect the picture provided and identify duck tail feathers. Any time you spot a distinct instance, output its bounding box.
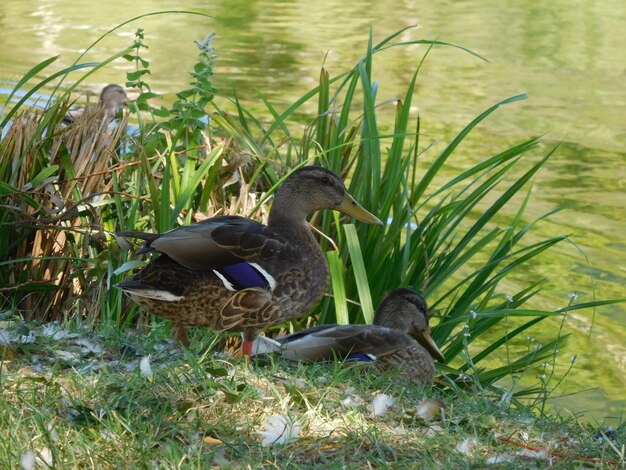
[250,335,283,356]
[116,231,160,253]
[115,280,183,301]
[117,231,160,242]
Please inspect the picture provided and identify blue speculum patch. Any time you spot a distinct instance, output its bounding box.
[218,262,269,290]
[346,352,374,362]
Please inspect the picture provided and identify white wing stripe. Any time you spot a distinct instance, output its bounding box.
[212,269,237,291]
[126,289,183,301]
[249,262,277,290]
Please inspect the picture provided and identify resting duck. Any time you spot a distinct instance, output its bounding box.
[253,288,445,384]
[116,166,383,354]
[63,84,127,124]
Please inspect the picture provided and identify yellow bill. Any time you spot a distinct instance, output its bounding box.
[336,192,383,226]
[416,328,445,362]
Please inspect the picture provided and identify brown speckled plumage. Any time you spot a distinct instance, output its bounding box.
[270,288,445,384]
[116,166,382,347]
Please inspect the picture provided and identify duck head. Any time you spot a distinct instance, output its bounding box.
[374,288,445,362]
[268,166,383,227]
[99,84,128,118]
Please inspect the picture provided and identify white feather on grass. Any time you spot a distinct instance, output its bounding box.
[257,415,300,446]
[211,448,231,466]
[20,451,35,470]
[340,387,363,408]
[486,454,515,465]
[139,355,153,378]
[371,393,394,417]
[456,437,478,455]
[37,448,53,468]
[0,329,18,345]
[53,350,80,363]
[47,422,58,443]
[75,338,103,355]
[22,448,53,468]
[416,398,446,422]
[42,323,74,340]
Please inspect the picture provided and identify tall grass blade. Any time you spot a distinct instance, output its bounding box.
[326,251,348,325]
[343,224,374,324]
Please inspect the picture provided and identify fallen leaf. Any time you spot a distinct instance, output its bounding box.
[1,344,16,360]
[203,435,223,445]
[284,383,316,408]
[474,414,496,429]
[206,367,229,377]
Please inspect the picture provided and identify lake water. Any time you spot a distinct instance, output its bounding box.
[1,0,624,421]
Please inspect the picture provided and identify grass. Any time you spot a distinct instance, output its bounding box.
[0,320,623,468]
[1,18,625,468]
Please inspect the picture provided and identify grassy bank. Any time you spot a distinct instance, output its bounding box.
[0,319,623,468]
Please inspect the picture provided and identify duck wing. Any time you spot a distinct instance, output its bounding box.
[276,324,416,362]
[118,216,294,271]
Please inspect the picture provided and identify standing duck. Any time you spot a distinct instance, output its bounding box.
[254,288,445,384]
[116,166,383,354]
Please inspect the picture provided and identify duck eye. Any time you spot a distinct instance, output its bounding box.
[321,176,331,185]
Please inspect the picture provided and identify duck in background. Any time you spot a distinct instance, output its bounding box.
[116,166,383,355]
[253,288,445,384]
[1,84,128,140]
[63,84,128,124]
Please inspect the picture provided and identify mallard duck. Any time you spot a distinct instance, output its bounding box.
[63,84,127,124]
[116,166,383,354]
[253,288,445,384]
